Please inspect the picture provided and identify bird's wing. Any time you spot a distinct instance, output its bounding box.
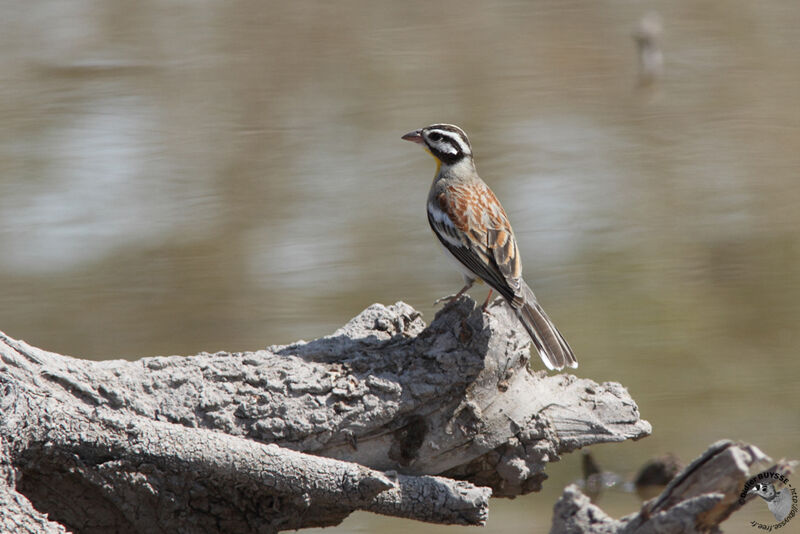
[428,182,522,304]
[429,180,578,370]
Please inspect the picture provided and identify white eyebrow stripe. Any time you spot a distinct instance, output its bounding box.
[451,133,470,154]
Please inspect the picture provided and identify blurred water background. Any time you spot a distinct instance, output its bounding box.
[1,1,798,532]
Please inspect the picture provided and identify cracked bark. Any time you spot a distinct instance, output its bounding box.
[0,297,650,533]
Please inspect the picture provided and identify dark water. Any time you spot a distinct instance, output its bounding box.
[1,2,798,532]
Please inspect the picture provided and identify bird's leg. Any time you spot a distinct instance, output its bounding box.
[481,289,493,312]
[433,279,475,306]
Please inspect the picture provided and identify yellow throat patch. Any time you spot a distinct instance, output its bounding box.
[424,147,442,175]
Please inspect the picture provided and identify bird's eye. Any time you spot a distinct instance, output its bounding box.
[429,132,442,142]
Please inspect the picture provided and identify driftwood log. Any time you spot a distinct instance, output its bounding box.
[0,297,654,532]
[554,440,797,534]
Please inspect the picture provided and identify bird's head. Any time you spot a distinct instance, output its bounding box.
[402,124,473,170]
[749,482,776,501]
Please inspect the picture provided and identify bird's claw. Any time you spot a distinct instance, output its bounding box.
[433,294,459,306]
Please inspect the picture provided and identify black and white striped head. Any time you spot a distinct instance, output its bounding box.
[402,124,472,165]
[750,483,776,501]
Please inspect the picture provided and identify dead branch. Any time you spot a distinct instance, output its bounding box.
[0,297,650,532]
[551,440,797,534]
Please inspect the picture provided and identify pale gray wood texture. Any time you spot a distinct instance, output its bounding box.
[0,297,651,532]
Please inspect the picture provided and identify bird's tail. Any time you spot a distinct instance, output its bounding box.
[513,280,577,371]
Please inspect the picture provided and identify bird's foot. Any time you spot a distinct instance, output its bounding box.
[434,280,475,307]
[481,289,494,313]
[433,294,461,306]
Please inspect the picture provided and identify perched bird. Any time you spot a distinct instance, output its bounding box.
[749,482,792,522]
[402,124,577,370]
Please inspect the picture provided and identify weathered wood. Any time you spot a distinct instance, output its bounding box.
[551,440,797,534]
[0,297,650,532]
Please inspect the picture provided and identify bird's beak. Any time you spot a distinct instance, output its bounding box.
[401,129,424,144]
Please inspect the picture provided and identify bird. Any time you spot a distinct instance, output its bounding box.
[401,123,577,370]
[749,482,792,522]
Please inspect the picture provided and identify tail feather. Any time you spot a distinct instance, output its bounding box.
[513,281,577,371]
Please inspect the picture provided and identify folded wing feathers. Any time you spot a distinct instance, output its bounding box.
[515,281,578,370]
[428,195,577,371]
